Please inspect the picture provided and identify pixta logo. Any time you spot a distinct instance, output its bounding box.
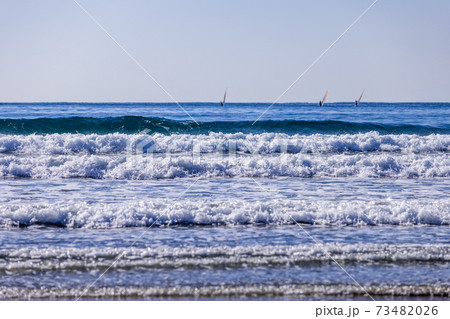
[126,129,157,175]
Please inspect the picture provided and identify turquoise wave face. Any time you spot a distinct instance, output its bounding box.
[1,116,449,135]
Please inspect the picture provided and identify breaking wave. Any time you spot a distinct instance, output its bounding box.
[0,132,449,155]
[0,152,448,179]
[1,132,448,179]
[0,199,448,228]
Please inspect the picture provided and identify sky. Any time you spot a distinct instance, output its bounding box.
[0,0,449,103]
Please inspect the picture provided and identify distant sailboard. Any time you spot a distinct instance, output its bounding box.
[355,89,365,106]
[220,89,227,106]
[319,89,328,107]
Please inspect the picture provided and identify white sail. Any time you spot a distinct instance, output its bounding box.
[358,89,365,103]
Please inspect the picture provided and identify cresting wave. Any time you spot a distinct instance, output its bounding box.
[1,116,449,135]
[0,284,448,300]
[1,132,449,154]
[0,244,448,274]
[0,152,448,179]
[0,199,448,228]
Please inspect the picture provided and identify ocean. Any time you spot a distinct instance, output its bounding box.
[0,102,448,300]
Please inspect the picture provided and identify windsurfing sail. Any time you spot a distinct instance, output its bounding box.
[320,89,328,107]
[220,89,227,106]
[355,89,365,106]
[358,89,365,103]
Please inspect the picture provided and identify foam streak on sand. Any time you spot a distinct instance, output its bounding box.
[1,284,448,300]
[1,244,449,272]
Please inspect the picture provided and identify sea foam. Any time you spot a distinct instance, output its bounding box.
[0,199,448,228]
[0,132,449,154]
[0,284,448,300]
[0,132,449,179]
[0,244,448,273]
[0,152,448,179]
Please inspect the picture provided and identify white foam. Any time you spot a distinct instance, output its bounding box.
[0,132,449,154]
[0,244,448,273]
[0,199,448,228]
[0,132,448,179]
[0,151,448,179]
[0,284,448,300]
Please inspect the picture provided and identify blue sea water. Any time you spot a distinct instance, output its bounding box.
[0,102,449,300]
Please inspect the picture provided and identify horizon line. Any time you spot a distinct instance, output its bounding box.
[1,101,450,104]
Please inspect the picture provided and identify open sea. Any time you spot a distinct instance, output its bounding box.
[0,102,449,300]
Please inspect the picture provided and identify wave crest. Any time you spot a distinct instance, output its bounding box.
[1,132,449,155]
[1,199,448,228]
[0,152,448,179]
[1,117,448,135]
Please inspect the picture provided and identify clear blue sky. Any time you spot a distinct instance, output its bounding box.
[1,0,449,102]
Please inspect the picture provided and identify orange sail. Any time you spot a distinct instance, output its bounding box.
[322,89,329,105]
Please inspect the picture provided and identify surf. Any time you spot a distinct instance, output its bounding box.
[0,132,449,155]
[1,198,449,228]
